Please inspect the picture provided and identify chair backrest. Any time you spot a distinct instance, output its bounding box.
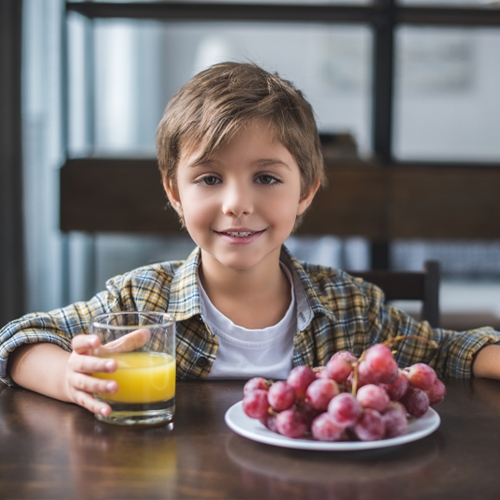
[348,260,441,328]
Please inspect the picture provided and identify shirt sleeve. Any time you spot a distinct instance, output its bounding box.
[0,276,131,386]
[361,282,500,378]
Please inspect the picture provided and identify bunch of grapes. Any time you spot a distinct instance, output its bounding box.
[242,343,446,442]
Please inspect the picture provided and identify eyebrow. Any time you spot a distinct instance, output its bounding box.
[188,157,292,170]
[254,158,291,170]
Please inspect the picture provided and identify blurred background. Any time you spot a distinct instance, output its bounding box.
[2,0,500,330]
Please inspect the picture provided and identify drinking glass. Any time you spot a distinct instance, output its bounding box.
[90,311,175,427]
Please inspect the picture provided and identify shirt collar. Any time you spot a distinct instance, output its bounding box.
[279,246,336,330]
[166,245,335,328]
[166,246,203,321]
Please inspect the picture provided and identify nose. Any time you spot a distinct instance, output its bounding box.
[221,181,253,218]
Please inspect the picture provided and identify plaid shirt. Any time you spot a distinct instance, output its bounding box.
[1,246,499,386]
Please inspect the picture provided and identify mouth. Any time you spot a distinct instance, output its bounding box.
[216,229,264,238]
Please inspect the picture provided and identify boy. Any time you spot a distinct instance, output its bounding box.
[1,62,500,419]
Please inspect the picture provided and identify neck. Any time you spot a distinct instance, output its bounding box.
[199,249,291,328]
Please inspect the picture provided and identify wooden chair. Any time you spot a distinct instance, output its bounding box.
[348,260,441,328]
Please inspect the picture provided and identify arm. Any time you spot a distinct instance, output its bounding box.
[472,344,500,379]
[8,342,72,401]
[8,336,118,416]
[348,277,500,378]
[378,306,500,379]
[1,263,173,411]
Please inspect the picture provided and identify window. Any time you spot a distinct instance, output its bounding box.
[20,1,500,330]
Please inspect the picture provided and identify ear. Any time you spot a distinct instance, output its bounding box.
[296,180,321,216]
[163,178,184,218]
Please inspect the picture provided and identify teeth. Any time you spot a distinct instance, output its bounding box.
[225,231,254,237]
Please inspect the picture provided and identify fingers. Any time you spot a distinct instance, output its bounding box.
[70,371,118,396]
[68,328,151,417]
[72,328,151,357]
[73,389,113,417]
[71,334,101,355]
[100,328,151,354]
[66,371,117,416]
[69,350,117,375]
[68,334,121,417]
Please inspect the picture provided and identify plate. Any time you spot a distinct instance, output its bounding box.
[225,401,440,451]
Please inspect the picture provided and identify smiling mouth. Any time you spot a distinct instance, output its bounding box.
[217,230,263,237]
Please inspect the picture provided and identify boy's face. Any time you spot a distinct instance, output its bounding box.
[165,119,318,275]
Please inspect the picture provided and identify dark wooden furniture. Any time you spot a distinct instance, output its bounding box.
[1,378,500,499]
[349,260,441,328]
[60,159,500,240]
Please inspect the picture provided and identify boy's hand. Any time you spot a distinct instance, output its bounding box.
[472,344,500,379]
[66,329,151,416]
[66,334,118,417]
[95,328,151,356]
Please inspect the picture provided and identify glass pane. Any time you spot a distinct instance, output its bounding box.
[394,27,500,162]
[391,240,500,331]
[68,19,373,158]
[393,239,500,277]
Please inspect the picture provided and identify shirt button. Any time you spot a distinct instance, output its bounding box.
[196,357,208,368]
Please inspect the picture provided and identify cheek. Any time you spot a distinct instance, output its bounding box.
[180,193,213,225]
[266,192,302,222]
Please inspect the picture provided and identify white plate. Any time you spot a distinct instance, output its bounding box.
[225,401,440,451]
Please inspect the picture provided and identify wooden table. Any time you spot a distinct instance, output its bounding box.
[1,378,500,499]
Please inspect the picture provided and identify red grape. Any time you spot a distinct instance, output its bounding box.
[242,389,270,419]
[331,350,358,364]
[425,378,446,405]
[259,413,278,433]
[353,359,382,386]
[268,381,296,411]
[326,356,353,382]
[287,366,316,399]
[405,363,437,390]
[382,402,408,438]
[243,377,271,395]
[354,408,385,441]
[306,379,340,411]
[311,413,345,442]
[356,384,390,413]
[363,344,398,384]
[328,392,361,427]
[275,410,308,439]
[381,370,409,401]
[400,386,430,417]
[314,366,329,379]
[296,401,321,427]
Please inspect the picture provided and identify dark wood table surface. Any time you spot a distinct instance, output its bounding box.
[1,378,500,500]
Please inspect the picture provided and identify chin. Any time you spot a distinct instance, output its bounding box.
[221,258,259,272]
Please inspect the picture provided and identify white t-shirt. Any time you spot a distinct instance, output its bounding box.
[200,264,296,380]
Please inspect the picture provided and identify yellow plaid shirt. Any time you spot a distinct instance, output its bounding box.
[1,246,499,386]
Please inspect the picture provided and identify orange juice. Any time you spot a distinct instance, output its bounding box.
[94,351,175,403]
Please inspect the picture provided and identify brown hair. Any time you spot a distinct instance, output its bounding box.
[157,62,325,196]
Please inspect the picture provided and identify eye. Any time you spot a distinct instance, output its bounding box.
[199,175,220,186]
[256,174,279,185]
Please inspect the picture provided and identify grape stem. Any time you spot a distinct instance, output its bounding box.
[383,336,439,350]
[351,335,438,396]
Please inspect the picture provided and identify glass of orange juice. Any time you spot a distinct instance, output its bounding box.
[91,312,175,427]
